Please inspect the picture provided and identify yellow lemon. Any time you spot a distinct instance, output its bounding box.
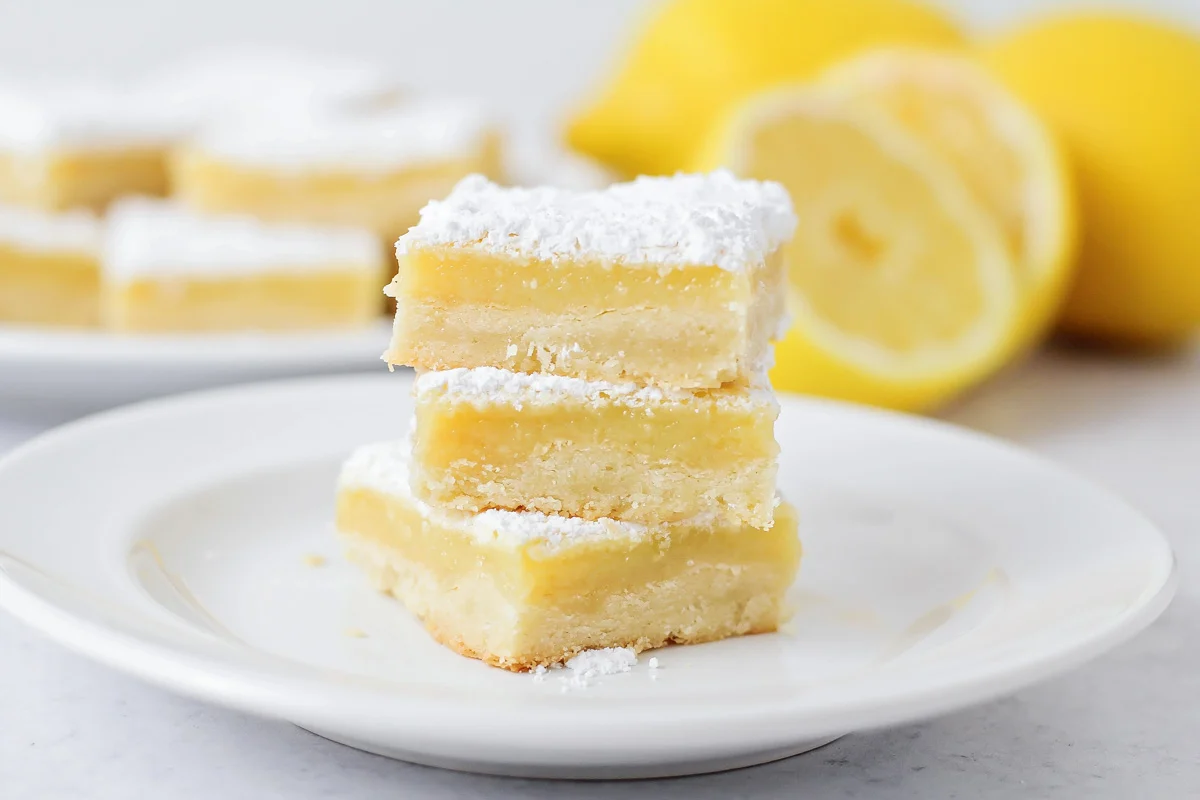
[694,88,1020,412]
[567,0,964,178]
[818,49,1077,352]
[983,14,1200,346]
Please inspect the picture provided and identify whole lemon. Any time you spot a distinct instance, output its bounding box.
[567,0,964,177]
[983,14,1200,345]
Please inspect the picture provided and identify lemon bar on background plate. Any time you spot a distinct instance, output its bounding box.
[385,170,795,389]
[0,82,178,211]
[412,366,780,526]
[336,441,800,671]
[102,200,384,333]
[0,204,102,327]
[171,100,501,243]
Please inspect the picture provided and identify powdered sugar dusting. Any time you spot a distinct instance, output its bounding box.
[396,170,796,271]
[192,98,493,173]
[103,198,383,281]
[416,366,777,411]
[0,204,101,255]
[0,81,186,152]
[338,441,650,550]
[563,647,638,687]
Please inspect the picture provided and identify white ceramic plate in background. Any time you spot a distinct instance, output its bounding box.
[0,322,390,415]
[0,374,1176,779]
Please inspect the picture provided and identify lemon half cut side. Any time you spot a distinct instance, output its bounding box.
[819,48,1077,349]
[697,88,1021,411]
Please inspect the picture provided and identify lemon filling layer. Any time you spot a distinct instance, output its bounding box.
[0,148,169,211]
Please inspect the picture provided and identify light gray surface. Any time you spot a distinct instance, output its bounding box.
[1,346,1198,797]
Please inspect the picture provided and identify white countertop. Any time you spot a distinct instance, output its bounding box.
[1,346,1197,797]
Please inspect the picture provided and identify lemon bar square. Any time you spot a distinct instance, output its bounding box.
[385,170,796,389]
[336,441,800,671]
[0,83,176,211]
[102,200,385,332]
[0,204,102,327]
[412,367,780,526]
[171,100,502,243]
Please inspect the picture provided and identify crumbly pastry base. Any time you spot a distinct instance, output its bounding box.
[103,269,382,332]
[336,482,800,672]
[0,148,168,211]
[414,456,779,527]
[0,247,99,327]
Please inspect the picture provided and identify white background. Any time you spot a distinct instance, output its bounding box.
[2,0,1199,797]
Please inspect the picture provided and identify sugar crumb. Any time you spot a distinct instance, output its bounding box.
[302,554,327,567]
[561,646,638,689]
[345,627,368,639]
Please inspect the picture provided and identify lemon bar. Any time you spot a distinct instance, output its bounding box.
[102,200,384,332]
[0,83,177,211]
[336,441,800,671]
[0,204,102,327]
[412,367,779,526]
[171,100,501,243]
[385,171,795,388]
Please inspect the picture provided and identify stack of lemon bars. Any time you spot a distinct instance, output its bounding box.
[335,170,802,670]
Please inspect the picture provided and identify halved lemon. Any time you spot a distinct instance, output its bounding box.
[819,48,1077,349]
[694,88,1020,411]
[566,0,965,177]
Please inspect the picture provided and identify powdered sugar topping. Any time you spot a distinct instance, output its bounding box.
[0,81,186,152]
[563,647,638,687]
[0,204,101,255]
[103,199,382,281]
[416,366,777,410]
[396,171,796,272]
[192,99,493,173]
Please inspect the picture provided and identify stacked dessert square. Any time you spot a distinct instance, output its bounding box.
[336,170,801,670]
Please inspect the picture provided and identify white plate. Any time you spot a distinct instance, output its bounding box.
[0,374,1176,779]
[0,322,390,415]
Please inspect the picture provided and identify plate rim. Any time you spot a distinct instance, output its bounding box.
[0,321,391,367]
[0,373,1179,746]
